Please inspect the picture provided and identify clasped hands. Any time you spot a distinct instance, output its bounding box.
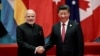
[35,46,45,54]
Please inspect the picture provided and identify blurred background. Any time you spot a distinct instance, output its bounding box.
[0,0,100,43]
[0,0,100,56]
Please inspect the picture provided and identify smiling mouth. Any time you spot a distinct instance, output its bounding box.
[28,19,34,21]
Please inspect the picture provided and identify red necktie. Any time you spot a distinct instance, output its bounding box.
[62,24,65,42]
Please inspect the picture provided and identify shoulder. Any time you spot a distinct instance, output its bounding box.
[69,20,79,26]
[70,20,78,24]
[51,22,60,30]
[17,23,26,28]
[34,23,42,28]
[16,23,27,32]
[34,24,43,31]
[69,20,81,30]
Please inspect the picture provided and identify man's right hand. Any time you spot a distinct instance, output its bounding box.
[36,46,45,54]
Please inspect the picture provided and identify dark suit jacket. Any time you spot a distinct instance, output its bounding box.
[17,23,46,56]
[44,20,84,56]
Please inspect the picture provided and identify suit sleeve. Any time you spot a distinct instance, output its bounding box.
[76,23,84,56]
[16,26,35,52]
[44,26,56,51]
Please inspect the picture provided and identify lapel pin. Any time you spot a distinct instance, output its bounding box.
[69,24,72,27]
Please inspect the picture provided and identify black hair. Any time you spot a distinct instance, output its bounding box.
[58,5,70,12]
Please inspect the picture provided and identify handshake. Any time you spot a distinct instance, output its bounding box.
[35,46,45,54]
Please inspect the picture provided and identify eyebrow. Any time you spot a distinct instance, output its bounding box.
[27,16,34,17]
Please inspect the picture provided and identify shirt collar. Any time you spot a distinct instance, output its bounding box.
[61,19,69,26]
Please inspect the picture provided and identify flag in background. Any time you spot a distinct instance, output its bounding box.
[0,0,28,43]
[0,0,100,43]
[14,0,28,25]
[29,0,53,37]
[66,0,100,42]
[79,0,100,42]
[66,0,80,22]
[52,0,65,24]
[0,0,7,38]
[0,0,16,43]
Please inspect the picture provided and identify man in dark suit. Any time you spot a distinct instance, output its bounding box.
[37,5,84,56]
[16,9,46,56]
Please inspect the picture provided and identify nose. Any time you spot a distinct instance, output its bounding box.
[30,17,33,19]
[61,14,65,17]
[29,16,34,19]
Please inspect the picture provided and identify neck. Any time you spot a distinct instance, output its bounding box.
[61,20,67,23]
[61,19,68,23]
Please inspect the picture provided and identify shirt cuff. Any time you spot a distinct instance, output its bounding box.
[34,47,38,54]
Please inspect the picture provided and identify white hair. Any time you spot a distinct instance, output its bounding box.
[25,9,36,16]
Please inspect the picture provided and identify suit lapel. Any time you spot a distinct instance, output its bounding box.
[57,22,62,42]
[57,20,73,43]
[64,20,73,42]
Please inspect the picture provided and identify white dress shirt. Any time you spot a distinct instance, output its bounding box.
[61,19,69,35]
